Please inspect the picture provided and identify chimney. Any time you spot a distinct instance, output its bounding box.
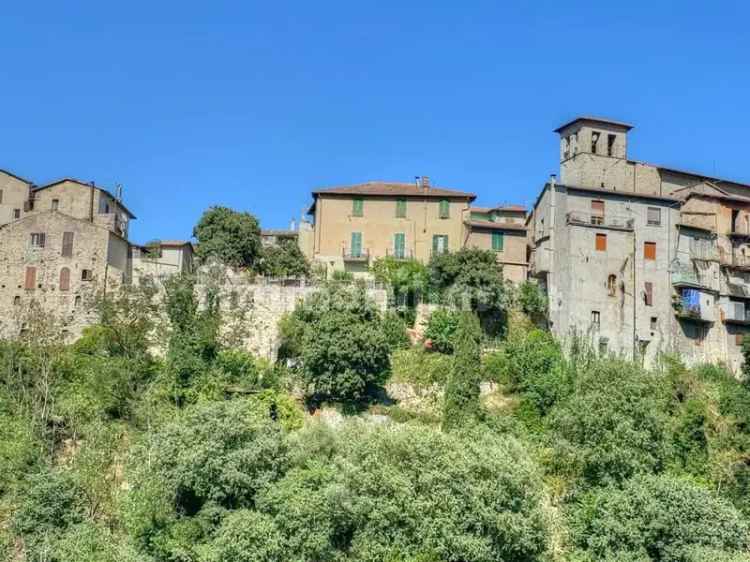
[421,176,430,191]
[549,173,557,188]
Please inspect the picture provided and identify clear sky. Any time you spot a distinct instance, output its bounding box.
[2,1,749,243]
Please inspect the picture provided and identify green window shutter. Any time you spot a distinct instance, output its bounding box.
[432,235,439,255]
[352,198,364,217]
[439,199,450,219]
[396,198,407,218]
[492,231,504,251]
[394,233,405,258]
[433,235,448,255]
[471,211,487,221]
[351,232,362,257]
[443,235,449,253]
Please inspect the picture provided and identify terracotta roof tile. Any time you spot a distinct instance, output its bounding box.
[465,219,527,232]
[312,181,476,200]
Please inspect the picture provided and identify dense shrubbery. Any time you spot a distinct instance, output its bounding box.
[260,238,310,278]
[193,206,263,268]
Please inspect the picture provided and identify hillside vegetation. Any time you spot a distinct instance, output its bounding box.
[3,257,750,560]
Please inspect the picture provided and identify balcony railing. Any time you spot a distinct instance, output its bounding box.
[671,269,703,288]
[386,249,413,260]
[342,248,369,262]
[566,211,634,230]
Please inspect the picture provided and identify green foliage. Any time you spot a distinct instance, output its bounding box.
[54,522,148,562]
[742,334,750,385]
[515,281,548,322]
[207,510,285,562]
[422,308,461,354]
[442,313,483,430]
[331,269,354,282]
[260,239,310,278]
[381,311,411,351]
[279,283,391,401]
[0,396,39,496]
[193,206,262,268]
[571,474,750,561]
[390,348,453,387]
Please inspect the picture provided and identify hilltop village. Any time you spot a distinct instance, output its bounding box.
[2,115,750,370]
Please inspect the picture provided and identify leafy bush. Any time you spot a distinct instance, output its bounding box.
[54,522,147,562]
[193,206,262,268]
[208,510,285,562]
[515,281,548,322]
[422,308,461,354]
[571,474,750,561]
[260,239,310,278]
[390,348,453,387]
[442,313,483,430]
[381,311,411,351]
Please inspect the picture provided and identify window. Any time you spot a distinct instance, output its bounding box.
[30,233,46,248]
[736,333,745,346]
[492,231,504,252]
[591,310,600,327]
[13,209,20,219]
[24,267,36,290]
[432,235,449,255]
[81,269,93,281]
[62,232,74,257]
[0,189,3,204]
[394,233,405,258]
[595,233,607,252]
[572,132,578,154]
[563,136,570,159]
[651,317,658,331]
[74,295,81,309]
[591,131,600,154]
[591,200,605,225]
[396,198,407,218]
[352,197,364,217]
[644,241,657,261]
[607,274,617,296]
[13,296,20,306]
[350,232,362,258]
[59,267,70,292]
[647,207,661,226]
[644,282,653,306]
[607,134,616,157]
[439,199,450,219]
[51,199,59,211]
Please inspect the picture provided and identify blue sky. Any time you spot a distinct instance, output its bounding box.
[2,1,749,243]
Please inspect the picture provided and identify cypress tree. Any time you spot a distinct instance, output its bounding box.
[442,312,483,431]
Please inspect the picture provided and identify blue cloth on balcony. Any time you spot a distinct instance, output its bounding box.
[681,288,700,312]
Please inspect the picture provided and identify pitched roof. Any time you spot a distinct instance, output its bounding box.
[312,181,476,200]
[465,219,527,232]
[34,178,137,219]
[495,204,527,212]
[554,116,634,133]
[0,168,33,185]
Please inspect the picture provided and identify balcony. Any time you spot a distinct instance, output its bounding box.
[673,289,713,324]
[386,249,413,260]
[342,248,369,262]
[671,269,705,290]
[720,253,750,272]
[566,211,634,231]
[722,302,750,326]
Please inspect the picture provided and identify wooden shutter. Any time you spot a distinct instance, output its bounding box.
[492,231,504,251]
[736,333,745,346]
[595,233,607,251]
[644,242,656,260]
[644,282,653,306]
[591,200,604,214]
[647,207,661,226]
[394,233,405,258]
[59,268,70,292]
[352,198,363,217]
[396,199,406,218]
[62,232,74,257]
[439,199,450,219]
[351,232,362,257]
[24,267,36,290]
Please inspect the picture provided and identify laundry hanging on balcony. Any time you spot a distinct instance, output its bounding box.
[681,288,701,313]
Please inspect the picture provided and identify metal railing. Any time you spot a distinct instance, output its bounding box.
[566,211,634,230]
[342,248,370,261]
[386,248,414,260]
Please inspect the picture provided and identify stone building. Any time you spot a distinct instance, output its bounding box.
[529,116,750,370]
[131,240,194,283]
[306,178,528,280]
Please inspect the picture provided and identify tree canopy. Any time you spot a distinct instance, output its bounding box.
[193,206,262,268]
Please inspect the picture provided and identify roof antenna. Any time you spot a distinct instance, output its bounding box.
[115,183,123,202]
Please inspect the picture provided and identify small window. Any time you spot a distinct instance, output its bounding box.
[607,134,616,157]
[62,232,74,257]
[74,295,82,309]
[352,197,364,217]
[591,310,600,327]
[644,282,653,306]
[607,274,617,296]
[13,296,20,306]
[736,333,744,346]
[591,131,600,154]
[51,199,59,211]
[492,231,504,252]
[647,207,661,226]
[59,268,71,292]
[81,269,93,281]
[651,317,658,331]
[24,267,36,290]
[394,233,406,258]
[644,242,657,261]
[439,199,450,219]
[591,200,605,225]
[432,235,449,255]
[30,233,46,248]
[350,232,362,258]
[0,189,3,204]
[396,198,407,218]
[13,209,20,219]
[595,233,607,252]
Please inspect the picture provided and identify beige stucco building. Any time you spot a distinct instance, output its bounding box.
[131,240,194,283]
[307,177,528,281]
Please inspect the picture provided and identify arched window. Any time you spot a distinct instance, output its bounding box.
[607,274,617,297]
[59,267,71,292]
[13,296,20,306]
[74,295,81,309]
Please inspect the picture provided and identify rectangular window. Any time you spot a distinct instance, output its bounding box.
[51,199,59,211]
[81,269,93,281]
[396,198,407,218]
[651,317,658,331]
[595,233,607,252]
[736,333,744,346]
[439,199,450,219]
[647,207,661,226]
[0,189,3,204]
[432,235,449,255]
[591,131,600,154]
[352,198,364,217]
[644,241,657,261]
[13,209,20,219]
[62,232,74,257]
[591,310,600,327]
[591,200,605,225]
[24,267,36,290]
[492,231,504,252]
[607,134,616,157]
[644,282,653,306]
[30,233,46,248]
[350,232,362,257]
[394,233,405,258]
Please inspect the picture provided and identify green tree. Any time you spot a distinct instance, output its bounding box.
[442,312,482,430]
[742,334,750,385]
[260,239,310,278]
[422,308,461,354]
[193,206,262,268]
